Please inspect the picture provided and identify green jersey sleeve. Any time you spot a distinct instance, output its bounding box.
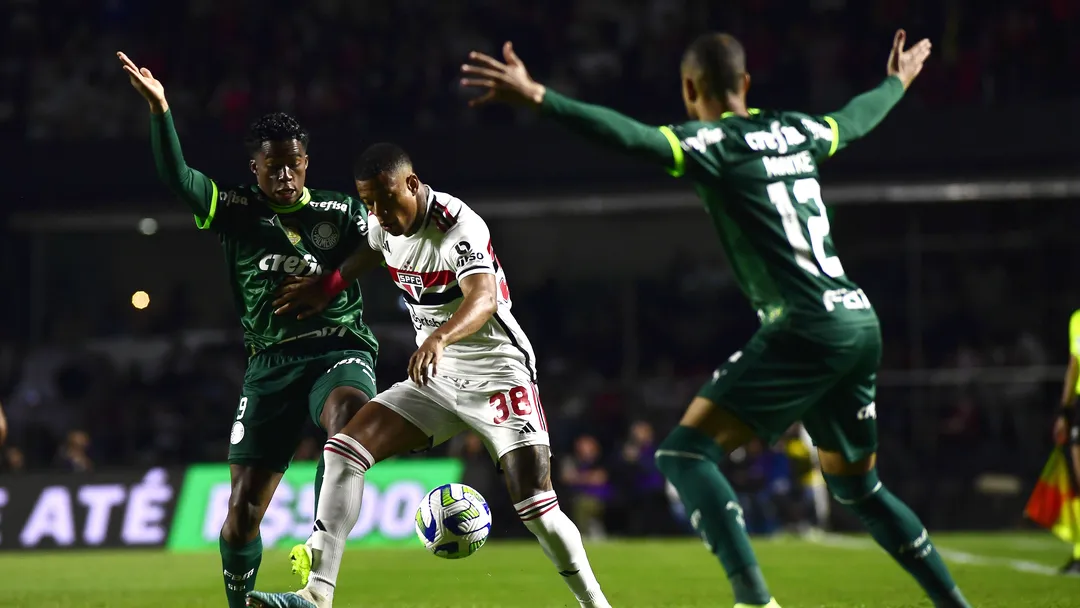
[149,110,221,231]
[339,197,372,253]
[810,76,906,160]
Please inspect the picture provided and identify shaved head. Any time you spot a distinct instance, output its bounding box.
[682,33,746,99]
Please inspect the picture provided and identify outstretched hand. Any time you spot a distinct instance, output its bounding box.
[273,276,334,320]
[117,51,168,113]
[886,29,932,91]
[460,41,546,107]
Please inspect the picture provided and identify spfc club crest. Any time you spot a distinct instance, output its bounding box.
[396,271,424,300]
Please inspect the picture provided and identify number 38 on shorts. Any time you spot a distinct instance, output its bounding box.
[489,384,547,430]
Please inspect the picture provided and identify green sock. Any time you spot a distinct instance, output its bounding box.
[655,425,771,605]
[1073,543,1080,560]
[220,533,262,608]
[314,453,326,515]
[825,470,971,608]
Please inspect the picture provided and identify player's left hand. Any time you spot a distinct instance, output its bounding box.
[409,336,445,386]
[273,276,333,320]
[460,41,546,107]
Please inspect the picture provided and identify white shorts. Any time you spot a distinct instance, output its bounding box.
[373,373,550,461]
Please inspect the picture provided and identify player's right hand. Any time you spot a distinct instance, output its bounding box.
[273,276,333,320]
[117,51,168,114]
[886,29,932,91]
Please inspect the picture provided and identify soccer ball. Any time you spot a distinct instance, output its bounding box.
[415,483,492,559]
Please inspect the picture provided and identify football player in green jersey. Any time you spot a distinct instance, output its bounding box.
[118,52,380,608]
[462,30,970,608]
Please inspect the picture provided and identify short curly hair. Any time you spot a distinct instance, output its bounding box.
[244,112,310,157]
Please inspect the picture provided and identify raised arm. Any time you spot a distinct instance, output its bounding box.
[819,30,932,156]
[118,52,218,229]
[539,91,676,171]
[460,42,677,173]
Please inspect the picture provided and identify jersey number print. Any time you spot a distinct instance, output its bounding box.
[766,178,845,278]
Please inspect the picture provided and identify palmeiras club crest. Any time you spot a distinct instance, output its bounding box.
[396,270,424,301]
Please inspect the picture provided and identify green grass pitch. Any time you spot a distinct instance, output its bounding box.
[3,533,1077,607]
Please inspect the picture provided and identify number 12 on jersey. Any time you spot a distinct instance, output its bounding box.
[767,178,844,278]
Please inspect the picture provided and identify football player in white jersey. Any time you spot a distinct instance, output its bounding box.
[247,143,611,608]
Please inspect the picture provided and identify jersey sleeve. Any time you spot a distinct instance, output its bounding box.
[149,111,222,230]
[440,214,496,280]
[811,76,906,160]
[662,121,728,178]
[792,114,842,162]
[365,217,386,256]
[338,196,373,252]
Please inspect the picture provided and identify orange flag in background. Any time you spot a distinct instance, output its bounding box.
[1025,447,1080,543]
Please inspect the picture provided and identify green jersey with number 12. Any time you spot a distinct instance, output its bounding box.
[663,110,875,335]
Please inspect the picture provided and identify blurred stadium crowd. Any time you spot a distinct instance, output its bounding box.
[3,0,1076,139]
[0,0,1072,535]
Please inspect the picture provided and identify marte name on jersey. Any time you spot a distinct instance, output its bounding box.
[762,150,815,178]
[257,253,324,276]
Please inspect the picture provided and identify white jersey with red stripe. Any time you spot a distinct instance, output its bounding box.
[367,187,538,381]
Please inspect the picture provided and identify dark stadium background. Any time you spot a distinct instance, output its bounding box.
[1,0,1078,551]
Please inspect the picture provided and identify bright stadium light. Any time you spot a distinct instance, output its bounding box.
[131,290,150,309]
[138,217,158,235]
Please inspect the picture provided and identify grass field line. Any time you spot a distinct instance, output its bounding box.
[810,533,1060,576]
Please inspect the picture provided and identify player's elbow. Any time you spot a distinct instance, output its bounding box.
[475,291,498,318]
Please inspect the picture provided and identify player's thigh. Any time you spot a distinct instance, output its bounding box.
[349,378,466,462]
[802,326,882,469]
[452,379,552,503]
[696,328,840,449]
[308,350,378,432]
[455,379,550,463]
[229,372,308,474]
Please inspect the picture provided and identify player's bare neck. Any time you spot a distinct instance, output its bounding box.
[403,183,430,237]
[699,94,749,121]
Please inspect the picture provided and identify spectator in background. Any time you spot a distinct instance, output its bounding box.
[561,434,611,539]
[616,420,670,535]
[56,429,93,473]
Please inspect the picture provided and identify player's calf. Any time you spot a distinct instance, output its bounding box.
[501,445,611,608]
[221,465,281,608]
[654,403,774,607]
[820,452,971,608]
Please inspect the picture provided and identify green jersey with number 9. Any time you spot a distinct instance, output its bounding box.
[662,110,875,336]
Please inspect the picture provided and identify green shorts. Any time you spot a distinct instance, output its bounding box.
[697,323,882,463]
[228,346,377,472]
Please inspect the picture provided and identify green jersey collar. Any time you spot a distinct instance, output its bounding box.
[266,187,311,213]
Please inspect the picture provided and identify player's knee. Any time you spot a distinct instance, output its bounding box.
[320,386,369,434]
[500,445,553,504]
[223,494,264,542]
[654,425,725,481]
[823,467,883,507]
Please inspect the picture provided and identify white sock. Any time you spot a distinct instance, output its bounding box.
[306,434,372,601]
[515,490,610,608]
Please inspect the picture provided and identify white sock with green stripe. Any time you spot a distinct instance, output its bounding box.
[306,434,373,601]
[515,490,610,608]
